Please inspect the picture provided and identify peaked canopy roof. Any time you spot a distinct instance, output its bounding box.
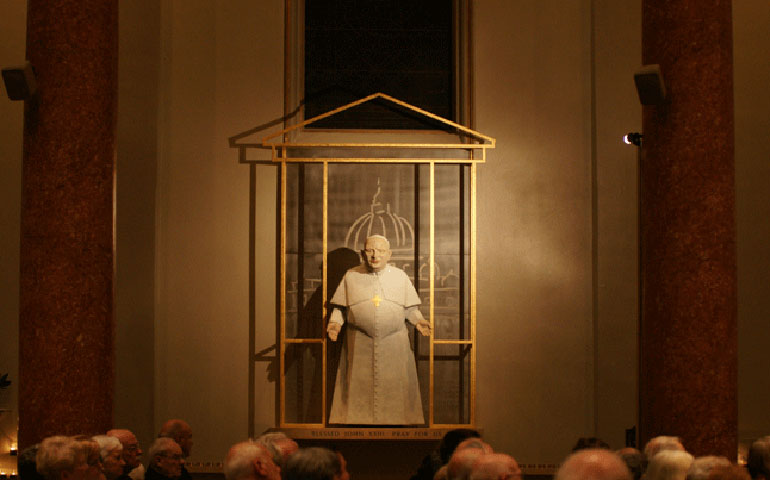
[260,92,495,163]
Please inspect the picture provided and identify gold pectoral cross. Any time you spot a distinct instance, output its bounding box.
[372,294,381,307]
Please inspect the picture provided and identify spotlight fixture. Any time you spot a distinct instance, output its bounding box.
[623,132,643,146]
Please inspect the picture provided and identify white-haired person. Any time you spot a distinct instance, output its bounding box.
[223,440,280,480]
[644,437,686,461]
[107,429,144,480]
[255,431,298,468]
[36,436,103,480]
[686,456,731,480]
[646,449,694,480]
[145,438,183,480]
[93,436,126,480]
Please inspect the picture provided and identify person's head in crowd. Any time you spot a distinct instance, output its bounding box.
[469,453,521,480]
[439,430,483,464]
[434,466,448,480]
[455,438,493,455]
[147,438,183,479]
[19,444,44,480]
[107,429,143,473]
[645,450,694,480]
[92,436,125,480]
[616,448,644,480]
[255,432,298,467]
[158,420,193,459]
[644,437,685,461]
[282,447,348,480]
[74,437,106,480]
[37,436,101,480]
[708,466,751,480]
[447,446,487,480]
[555,449,631,480]
[573,438,611,453]
[223,441,280,480]
[686,456,731,480]
[747,436,770,480]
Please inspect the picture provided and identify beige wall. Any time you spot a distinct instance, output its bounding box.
[734,1,770,444]
[2,0,769,476]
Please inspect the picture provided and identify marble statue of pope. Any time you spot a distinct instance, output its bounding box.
[327,235,431,424]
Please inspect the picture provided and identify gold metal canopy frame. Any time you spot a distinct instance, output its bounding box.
[262,93,495,433]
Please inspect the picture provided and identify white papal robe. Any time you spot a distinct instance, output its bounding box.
[328,264,425,424]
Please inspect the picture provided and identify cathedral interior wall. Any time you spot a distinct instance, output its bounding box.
[1,1,769,478]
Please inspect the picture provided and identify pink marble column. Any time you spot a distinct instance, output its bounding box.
[639,0,736,458]
[19,0,117,447]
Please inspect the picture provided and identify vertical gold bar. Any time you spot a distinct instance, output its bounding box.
[279,158,287,427]
[322,161,328,424]
[470,162,477,426]
[429,162,435,426]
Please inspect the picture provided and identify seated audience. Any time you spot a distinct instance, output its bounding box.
[646,450,694,480]
[36,436,102,480]
[644,437,686,460]
[747,436,770,480]
[158,420,193,480]
[447,444,489,480]
[223,440,280,480]
[469,453,521,480]
[145,438,183,480]
[616,448,644,480]
[686,456,731,480]
[107,429,144,480]
[556,449,631,480]
[282,447,349,480]
[92,436,126,480]
[411,429,483,480]
[255,431,298,467]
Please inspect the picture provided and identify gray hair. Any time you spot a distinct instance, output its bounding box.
[224,441,270,480]
[644,436,684,460]
[92,435,123,462]
[686,456,731,480]
[254,433,287,466]
[646,450,694,480]
[36,436,84,480]
[283,448,341,480]
[147,437,179,467]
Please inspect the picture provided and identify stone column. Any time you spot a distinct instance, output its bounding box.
[19,0,117,446]
[639,0,736,457]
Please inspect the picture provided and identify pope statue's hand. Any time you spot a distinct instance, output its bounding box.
[327,322,342,341]
[415,320,431,336]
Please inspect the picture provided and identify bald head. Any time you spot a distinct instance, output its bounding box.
[556,449,632,480]
[224,441,280,480]
[107,429,142,469]
[159,419,193,457]
[470,453,521,480]
[448,447,487,480]
[456,438,494,455]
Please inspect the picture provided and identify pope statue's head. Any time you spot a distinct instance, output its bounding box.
[363,235,392,273]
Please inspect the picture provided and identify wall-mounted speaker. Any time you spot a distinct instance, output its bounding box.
[2,61,37,101]
[634,64,666,105]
